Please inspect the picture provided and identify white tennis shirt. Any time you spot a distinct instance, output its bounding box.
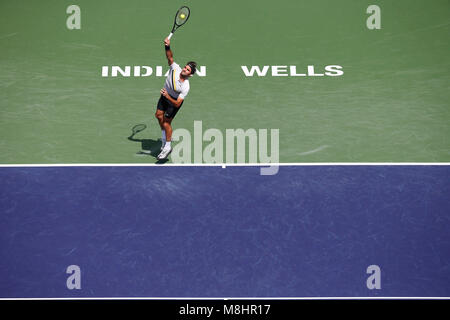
[164,62,190,100]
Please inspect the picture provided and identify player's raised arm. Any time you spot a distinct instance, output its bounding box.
[164,37,174,66]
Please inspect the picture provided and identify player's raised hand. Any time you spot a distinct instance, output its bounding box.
[164,37,170,47]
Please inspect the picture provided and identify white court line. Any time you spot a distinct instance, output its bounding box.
[0,163,449,168]
[0,296,448,300]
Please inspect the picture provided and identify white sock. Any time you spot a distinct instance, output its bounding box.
[165,141,171,149]
[161,130,166,142]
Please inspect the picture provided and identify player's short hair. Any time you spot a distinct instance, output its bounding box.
[186,61,197,75]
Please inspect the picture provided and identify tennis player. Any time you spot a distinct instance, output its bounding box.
[155,37,197,160]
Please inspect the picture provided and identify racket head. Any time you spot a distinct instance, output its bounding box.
[132,124,147,135]
[172,6,190,32]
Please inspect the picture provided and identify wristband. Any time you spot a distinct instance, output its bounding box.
[165,45,170,51]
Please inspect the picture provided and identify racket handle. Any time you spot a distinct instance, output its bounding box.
[168,33,173,40]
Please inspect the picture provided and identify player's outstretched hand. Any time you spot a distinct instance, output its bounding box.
[164,38,170,47]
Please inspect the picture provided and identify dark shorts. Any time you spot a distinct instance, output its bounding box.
[156,95,183,119]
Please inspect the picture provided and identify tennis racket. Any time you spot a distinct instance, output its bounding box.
[167,6,190,40]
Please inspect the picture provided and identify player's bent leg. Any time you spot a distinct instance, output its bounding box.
[155,109,167,149]
[157,118,173,160]
[162,118,173,142]
[155,110,164,129]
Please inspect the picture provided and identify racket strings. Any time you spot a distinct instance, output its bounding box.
[175,7,190,26]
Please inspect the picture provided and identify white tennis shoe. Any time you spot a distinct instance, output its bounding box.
[157,146,172,160]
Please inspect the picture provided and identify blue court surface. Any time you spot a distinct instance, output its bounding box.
[0,165,449,298]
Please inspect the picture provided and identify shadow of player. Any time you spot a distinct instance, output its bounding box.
[127,126,169,164]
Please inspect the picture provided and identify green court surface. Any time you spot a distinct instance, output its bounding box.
[1,0,449,164]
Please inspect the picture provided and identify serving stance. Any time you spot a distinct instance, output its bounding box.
[155,37,197,160]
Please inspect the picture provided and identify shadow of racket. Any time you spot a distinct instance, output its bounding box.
[128,124,147,139]
[127,124,168,163]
